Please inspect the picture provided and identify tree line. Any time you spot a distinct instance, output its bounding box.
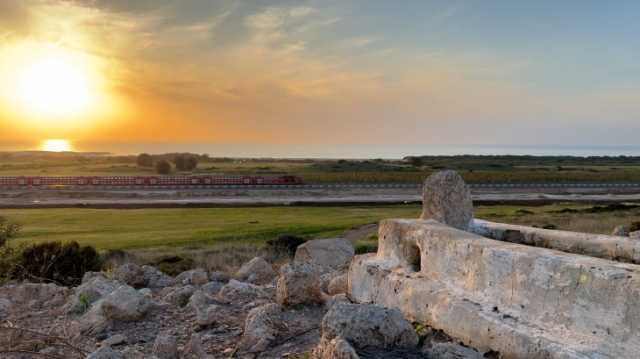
[136,153,199,174]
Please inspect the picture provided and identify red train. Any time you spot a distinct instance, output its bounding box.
[0,175,303,187]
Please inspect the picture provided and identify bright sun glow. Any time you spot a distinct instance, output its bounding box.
[0,42,102,120]
[41,139,73,152]
[16,52,94,116]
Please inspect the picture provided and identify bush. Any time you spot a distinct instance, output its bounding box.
[136,153,154,167]
[630,221,640,232]
[174,154,198,171]
[265,234,306,258]
[155,159,172,174]
[0,216,20,247]
[16,241,102,286]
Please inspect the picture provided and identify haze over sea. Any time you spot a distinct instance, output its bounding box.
[4,143,640,159]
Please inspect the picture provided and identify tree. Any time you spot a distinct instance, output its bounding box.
[406,156,424,168]
[0,217,20,247]
[136,153,154,167]
[155,160,172,174]
[174,154,198,171]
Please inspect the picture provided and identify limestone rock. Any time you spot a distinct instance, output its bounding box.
[420,170,473,230]
[313,337,359,359]
[153,332,179,359]
[276,263,323,306]
[0,283,70,310]
[185,333,212,359]
[0,298,11,319]
[86,346,124,359]
[217,279,271,304]
[321,303,418,349]
[201,281,224,297]
[209,271,231,283]
[612,225,630,237]
[176,268,209,286]
[102,334,127,347]
[631,230,640,239]
[113,263,146,288]
[235,257,277,285]
[65,276,120,314]
[422,342,483,359]
[327,273,348,296]
[294,239,354,273]
[238,303,284,353]
[162,285,196,307]
[189,290,220,327]
[101,285,152,321]
[141,265,174,288]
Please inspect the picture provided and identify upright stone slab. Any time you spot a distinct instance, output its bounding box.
[420,170,473,230]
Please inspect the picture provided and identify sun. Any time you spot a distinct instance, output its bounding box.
[15,50,94,116]
[41,139,73,152]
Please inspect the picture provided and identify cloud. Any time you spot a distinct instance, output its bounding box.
[0,0,32,38]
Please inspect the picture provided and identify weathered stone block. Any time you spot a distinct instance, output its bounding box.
[350,219,640,358]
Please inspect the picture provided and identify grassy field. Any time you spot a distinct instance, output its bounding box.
[4,152,640,183]
[2,203,640,273]
[0,206,421,252]
[3,203,639,252]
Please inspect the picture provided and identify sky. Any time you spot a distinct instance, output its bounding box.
[0,0,639,156]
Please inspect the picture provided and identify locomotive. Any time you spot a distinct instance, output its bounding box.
[0,175,303,187]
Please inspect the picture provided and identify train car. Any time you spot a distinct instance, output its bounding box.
[0,175,304,188]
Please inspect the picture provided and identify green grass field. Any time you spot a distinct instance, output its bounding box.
[2,203,640,273]
[0,206,421,252]
[3,203,639,253]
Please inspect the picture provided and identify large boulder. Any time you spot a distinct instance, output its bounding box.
[238,303,285,353]
[100,285,153,321]
[176,268,209,286]
[321,303,418,350]
[65,275,120,314]
[217,279,271,304]
[294,239,354,273]
[313,337,359,359]
[276,263,324,306]
[420,170,473,230]
[235,257,277,285]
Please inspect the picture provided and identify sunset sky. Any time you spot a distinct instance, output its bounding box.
[1,1,639,156]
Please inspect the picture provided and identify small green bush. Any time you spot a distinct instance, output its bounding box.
[0,216,20,247]
[16,241,102,286]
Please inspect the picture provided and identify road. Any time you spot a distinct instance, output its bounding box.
[2,182,640,208]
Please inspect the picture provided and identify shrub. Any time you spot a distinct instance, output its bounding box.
[0,245,22,283]
[174,154,198,171]
[630,221,640,233]
[0,216,20,247]
[136,153,154,167]
[155,159,172,174]
[16,241,102,286]
[265,234,306,258]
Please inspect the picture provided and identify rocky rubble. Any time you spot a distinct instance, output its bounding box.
[0,236,477,358]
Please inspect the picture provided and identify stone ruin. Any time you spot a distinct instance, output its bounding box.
[350,170,640,358]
